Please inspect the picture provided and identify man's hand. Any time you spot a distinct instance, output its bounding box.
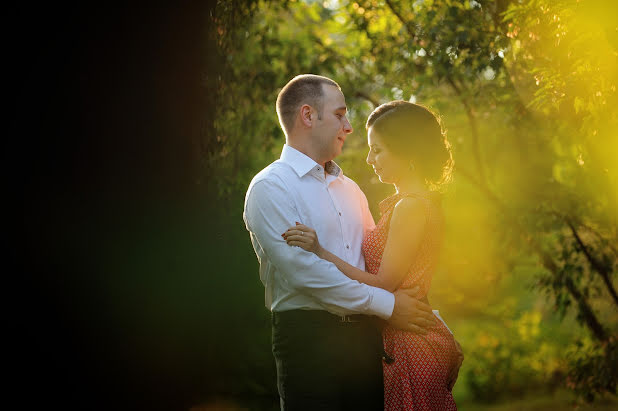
[447,339,464,391]
[389,287,436,333]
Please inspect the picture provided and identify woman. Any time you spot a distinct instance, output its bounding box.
[283,100,459,410]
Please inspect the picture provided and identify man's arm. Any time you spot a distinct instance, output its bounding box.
[244,177,394,319]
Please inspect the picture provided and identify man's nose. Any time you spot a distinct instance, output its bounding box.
[343,117,353,134]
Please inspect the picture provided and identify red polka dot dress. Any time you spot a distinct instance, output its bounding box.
[362,192,458,411]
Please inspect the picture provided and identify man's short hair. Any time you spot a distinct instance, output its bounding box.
[276,74,341,136]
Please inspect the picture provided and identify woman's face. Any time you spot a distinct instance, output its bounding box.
[366,126,409,185]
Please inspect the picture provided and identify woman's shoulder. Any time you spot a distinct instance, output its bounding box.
[394,195,424,212]
[391,196,428,227]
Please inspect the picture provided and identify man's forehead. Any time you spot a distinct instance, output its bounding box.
[322,84,346,104]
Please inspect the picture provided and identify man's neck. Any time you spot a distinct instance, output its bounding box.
[286,139,327,168]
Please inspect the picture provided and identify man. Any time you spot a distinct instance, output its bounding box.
[243,75,439,410]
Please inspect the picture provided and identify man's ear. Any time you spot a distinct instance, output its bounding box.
[300,104,313,127]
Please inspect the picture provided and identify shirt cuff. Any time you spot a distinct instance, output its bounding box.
[433,310,453,334]
[368,287,395,320]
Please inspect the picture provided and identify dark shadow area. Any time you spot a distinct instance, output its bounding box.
[10,2,276,410]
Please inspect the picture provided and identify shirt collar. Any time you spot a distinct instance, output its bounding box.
[280,144,344,180]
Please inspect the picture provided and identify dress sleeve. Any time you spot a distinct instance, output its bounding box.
[244,177,394,319]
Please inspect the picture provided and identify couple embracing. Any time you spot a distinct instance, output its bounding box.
[244,74,463,410]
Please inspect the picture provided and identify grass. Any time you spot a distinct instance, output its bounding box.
[458,390,618,411]
[189,390,618,410]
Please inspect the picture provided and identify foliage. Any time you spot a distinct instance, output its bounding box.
[566,336,618,402]
[501,0,618,400]
[211,0,618,405]
[464,311,564,402]
[568,337,618,401]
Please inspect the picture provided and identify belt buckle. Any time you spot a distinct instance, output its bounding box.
[340,315,360,323]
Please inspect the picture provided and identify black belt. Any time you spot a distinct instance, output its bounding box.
[273,309,374,325]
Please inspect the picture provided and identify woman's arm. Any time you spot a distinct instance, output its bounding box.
[284,197,427,292]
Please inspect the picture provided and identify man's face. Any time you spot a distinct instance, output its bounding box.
[311,85,353,162]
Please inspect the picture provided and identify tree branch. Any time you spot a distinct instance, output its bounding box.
[354,91,379,108]
[456,164,609,342]
[446,75,488,187]
[384,0,417,40]
[578,221,618,258]
[565,218,618,307]
[563,276,609,342]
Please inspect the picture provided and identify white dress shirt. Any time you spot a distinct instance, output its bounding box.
[243,144,395,319]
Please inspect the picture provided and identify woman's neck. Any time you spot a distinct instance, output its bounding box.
[395,177,429,197]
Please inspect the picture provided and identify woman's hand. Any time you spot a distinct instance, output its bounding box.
[283,223,324,257]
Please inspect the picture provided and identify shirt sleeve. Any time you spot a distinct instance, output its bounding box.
[358,185,376,237]
[244,177,395,319]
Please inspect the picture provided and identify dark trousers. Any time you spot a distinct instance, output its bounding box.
[272,310,384,410]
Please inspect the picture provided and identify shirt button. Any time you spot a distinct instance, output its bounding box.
[346,245,350,249]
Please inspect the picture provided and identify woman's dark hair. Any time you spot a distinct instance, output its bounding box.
[366,100,454,191]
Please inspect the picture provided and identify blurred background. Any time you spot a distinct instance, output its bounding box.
[12,1,616,410]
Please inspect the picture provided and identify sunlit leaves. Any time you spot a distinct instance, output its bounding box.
[464,310,566,402]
